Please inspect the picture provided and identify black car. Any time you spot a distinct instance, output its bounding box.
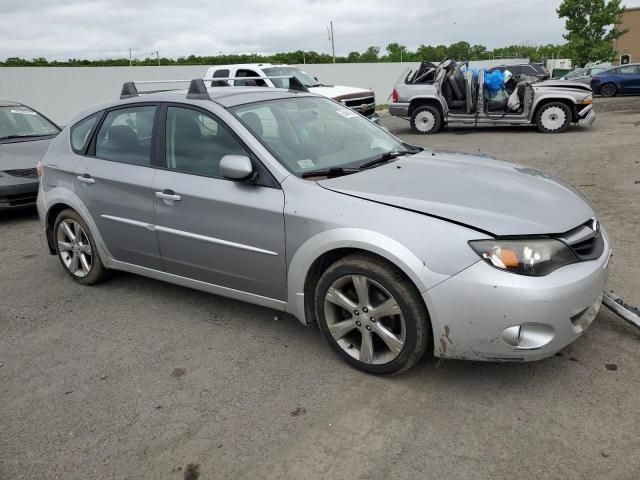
[0,101,60,210]
[488,63,551,82]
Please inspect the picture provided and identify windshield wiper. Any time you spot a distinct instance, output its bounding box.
[359,151,414,170]
[301,167,359,178]
[0,133,50,140]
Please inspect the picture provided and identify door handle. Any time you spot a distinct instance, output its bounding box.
[77,174,95,185]
[155,190,181,202]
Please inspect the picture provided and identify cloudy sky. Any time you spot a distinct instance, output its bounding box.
[1,0,639,60]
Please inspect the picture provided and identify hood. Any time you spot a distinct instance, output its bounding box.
[318,151,594,236]
[309,85,374,100]
[0,137,53,170]
[533,79,592,92]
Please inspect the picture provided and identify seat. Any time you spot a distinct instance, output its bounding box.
[241,112,263,137]
[102,125,147,164]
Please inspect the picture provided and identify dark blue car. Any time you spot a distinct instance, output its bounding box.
[590,64,640,97]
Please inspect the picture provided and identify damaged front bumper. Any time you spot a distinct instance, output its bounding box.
[578,104,596,127]
[423,230,611,361]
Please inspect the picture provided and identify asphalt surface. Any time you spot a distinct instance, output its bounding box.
[1,96,639,480]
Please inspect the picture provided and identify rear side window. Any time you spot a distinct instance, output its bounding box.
[211,69,230,87]
[70,113,100,154]
[95,106,156,166]
[235,69,267,87]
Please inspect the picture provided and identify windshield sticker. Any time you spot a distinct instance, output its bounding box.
[10,109,37,116]
[336,108,358,119]
[297,159,315,169]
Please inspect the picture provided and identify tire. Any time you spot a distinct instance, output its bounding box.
[599,83,617,97]
[535,102,572,133]
[410,105,442,134]
[315,253,431,375]
[53,208,107,285]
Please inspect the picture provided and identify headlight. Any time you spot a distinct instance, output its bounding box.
[468,238,578,276]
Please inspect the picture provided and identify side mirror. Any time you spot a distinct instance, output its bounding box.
[220,155,254,181]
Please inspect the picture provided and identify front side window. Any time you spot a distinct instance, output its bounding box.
[231,97,409,176]
[70,113,100,153]
[165,106,250,177]
[95,106,156,166]
[0,106,59,141]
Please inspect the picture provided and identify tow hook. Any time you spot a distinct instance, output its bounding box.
[603,291,640,331]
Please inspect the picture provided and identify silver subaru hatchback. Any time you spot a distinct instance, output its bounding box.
[37,81,611,374]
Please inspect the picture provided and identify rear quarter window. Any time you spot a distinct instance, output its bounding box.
[70,113,100,154]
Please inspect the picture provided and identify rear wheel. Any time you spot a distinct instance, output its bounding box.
[54,209,107,285]
[315,253,431,375]
[600,83,617,97]
[535,102,572,133]
[410,105,442,134]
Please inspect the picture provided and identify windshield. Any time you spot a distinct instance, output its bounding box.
[231,96,409,176]
[0,106,59,140]
[262,67,321,88]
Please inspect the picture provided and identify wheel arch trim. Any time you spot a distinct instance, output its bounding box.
[285,228,447,325]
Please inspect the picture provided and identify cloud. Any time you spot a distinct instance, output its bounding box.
[1,0,638,60]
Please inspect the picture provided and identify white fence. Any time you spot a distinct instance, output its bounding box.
[0,59,527,124]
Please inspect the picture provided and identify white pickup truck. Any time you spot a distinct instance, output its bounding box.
[205,64,379,123]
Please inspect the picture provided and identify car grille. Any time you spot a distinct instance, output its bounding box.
[558,218,604,261]
[0,192,37,207]
[3,168,38,179]
[341,96,376,118]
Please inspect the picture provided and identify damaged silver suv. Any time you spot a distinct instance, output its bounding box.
[389,59,595,134]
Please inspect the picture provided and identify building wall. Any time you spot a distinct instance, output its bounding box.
[615,7,640,64]
[0,59,526,124]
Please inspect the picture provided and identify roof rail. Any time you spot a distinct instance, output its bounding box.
[119,75,309,100]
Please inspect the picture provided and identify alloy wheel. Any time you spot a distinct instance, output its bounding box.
[56,219,93,278]
[414,110,436,133]
[541,106,567,131]
[323,274,406,365]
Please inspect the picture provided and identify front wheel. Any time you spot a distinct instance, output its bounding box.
[535,102,572,133]
[54,209,107,284]
[315,253,431,375]
[410,105,442,134]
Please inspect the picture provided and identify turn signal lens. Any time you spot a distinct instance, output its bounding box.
[36,161,44,178]
[468,238,578,276]
[581,94,593,105]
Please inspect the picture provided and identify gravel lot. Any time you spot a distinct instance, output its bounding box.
[1,96,639,480]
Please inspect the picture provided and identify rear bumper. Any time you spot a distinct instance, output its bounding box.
[0,180,39,210]
[424,230,611,361]
[388,102,410,117]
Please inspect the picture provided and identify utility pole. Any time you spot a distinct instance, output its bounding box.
[129,48,132,67]
[303,51,306,64]
[328,21,335,63]
[151,50,160,66]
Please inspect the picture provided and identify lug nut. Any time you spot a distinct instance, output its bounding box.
[356,321,362,327]
[362,307,368,313]
[354,310,359,315]
[366,325,372,331]
[370,317,376,322]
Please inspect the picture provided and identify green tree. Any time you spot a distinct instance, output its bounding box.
[557,0,627,66]
[360,46,380,62]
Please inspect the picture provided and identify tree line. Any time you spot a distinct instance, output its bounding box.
[0,42,573,67]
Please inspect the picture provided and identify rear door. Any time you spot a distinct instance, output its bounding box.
[74,104,163,270]
[152,104,287,300]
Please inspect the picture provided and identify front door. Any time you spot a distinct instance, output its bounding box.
[74,104,163,270]
[152,105,287,300]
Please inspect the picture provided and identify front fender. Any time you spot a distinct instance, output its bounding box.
[285,227,449,324]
